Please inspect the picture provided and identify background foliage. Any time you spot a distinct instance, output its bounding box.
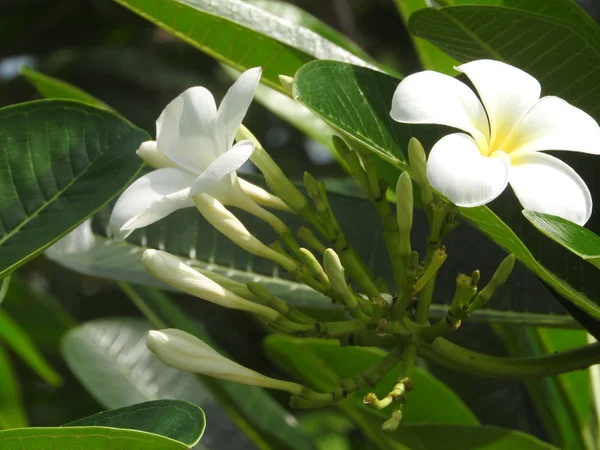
[1,0,600,449]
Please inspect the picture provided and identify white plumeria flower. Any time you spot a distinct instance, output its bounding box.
[147,328,303,393]
[391,59,600,225]
[110,67,266,240]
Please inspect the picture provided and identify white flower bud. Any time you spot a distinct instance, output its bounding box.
[141,250,280,321]
[147,329,303,393]
[136,141,174,169]
[192,194,297,272]
[323,248,348,295]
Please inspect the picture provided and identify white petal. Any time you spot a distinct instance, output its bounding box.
[136,141,174,169]
[390,71,490,150]
[502,96,600,155]
[457,60,540,150]
[109,168,196,241]
[509,152,592,225]
[426,133,510,207]
[215,67,262,152]
[189,140,255,196]
[157,87,218,172]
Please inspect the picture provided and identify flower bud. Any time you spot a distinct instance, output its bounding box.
[141,249,280,321]
[193,194,297,272]
[323,248,347,295]
[395,172,413,256]
[147,329,303,393]
[278,75,294,97]
[408,138,433,206]
[469,254,516,312]
[136,141,174,170]
[396,172,413,233]
[299,248,329,285]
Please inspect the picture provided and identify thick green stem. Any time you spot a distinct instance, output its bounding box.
[420,339,600,380]
[373,195,405,294]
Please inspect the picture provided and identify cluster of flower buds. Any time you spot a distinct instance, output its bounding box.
[106,67,523,433]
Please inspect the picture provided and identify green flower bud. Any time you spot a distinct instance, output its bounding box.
[408,138,433,205]
[395,172,413,256]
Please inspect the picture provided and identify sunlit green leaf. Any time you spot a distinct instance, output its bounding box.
[114,0,376,94]
[523,211,600,269]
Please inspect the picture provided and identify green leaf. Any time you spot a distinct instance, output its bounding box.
[392,0,459,73]
[263,336,478,426]
[292,59,600,321]
[408,2,600,122]
[0,310,61,386]
[120,283,316,450]
[392,423,561,449]
[246,0,373,62]
[354,408,560,450]
[0,346,28,429]
[0,100,147,278]
[65,400,205,447]
[114,0,376,94]
[494,325,595,450]
[21,67,108,109]
[0,426,188,450]
[523,211,600,269]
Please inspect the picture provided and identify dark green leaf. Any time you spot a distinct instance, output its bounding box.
[0,426,188,450]
[0,100,147,278]
[263,336,478,426]
[0,346,28,429]
[523,211,600,269]
[114,0,376,94]
[65,400,205,447]
[292,59,600,321]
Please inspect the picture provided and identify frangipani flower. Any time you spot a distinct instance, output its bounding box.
[391,59,600,225]
[110,67,266,240]
[147,328,303,393]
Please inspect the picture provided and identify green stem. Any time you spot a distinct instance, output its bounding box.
[372,195,405,293]
[420,339,600,380]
